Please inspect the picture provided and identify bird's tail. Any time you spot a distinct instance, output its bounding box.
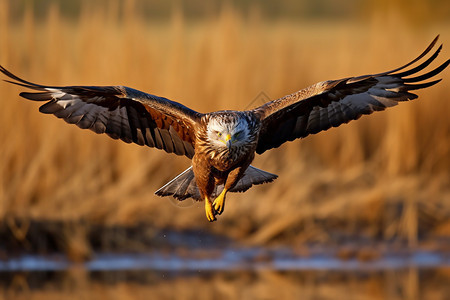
[154,165,278,201]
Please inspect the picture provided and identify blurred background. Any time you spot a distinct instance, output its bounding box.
[0,0,449,299]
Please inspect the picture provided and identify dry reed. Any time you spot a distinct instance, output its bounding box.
[0,0,449,247]
[3,268,450,300]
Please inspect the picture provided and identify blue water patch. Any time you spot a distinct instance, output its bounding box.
[1,249,449,272]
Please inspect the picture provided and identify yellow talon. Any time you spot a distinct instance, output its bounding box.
[205,197,216,222]
[213,189,227,215]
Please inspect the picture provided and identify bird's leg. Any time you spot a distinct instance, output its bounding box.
[204,196,216,222]
[213,165,249,215]
[191,155,217,222]
[213,188,227,215]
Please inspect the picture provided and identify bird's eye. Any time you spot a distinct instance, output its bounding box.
[217,132,222,137]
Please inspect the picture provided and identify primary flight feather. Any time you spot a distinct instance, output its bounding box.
[2,36,448,221]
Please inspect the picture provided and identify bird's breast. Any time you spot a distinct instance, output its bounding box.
[209,144,254,172]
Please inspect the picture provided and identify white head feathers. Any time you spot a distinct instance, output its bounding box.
[206,113,250,150]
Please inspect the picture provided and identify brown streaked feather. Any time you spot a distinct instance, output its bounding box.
[254,35,449,154]
[155,165,277,201]
[0,66,201,158]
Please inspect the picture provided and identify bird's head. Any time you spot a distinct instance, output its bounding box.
[206,112,251,151]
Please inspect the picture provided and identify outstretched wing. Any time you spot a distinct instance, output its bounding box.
[254,35,449,154]
[0,67,201,158]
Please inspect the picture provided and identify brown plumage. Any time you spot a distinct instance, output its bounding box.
[1,36,448,221]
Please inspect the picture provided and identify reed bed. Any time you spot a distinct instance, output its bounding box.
[3,268,450,300]
[0,0,449,250]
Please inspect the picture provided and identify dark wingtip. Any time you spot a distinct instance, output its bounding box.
[427,35,440,53]
[433,34,440,43]
[377,35,443,77]
[404,79,443,91]
[0,65,48,90]
[0,64,8,74]
[20,91,53,101]
[402,58,450,82]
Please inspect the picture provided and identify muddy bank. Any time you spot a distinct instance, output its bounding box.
[2,267,450,300]
[1,218,450,264]
[0,218,232,261]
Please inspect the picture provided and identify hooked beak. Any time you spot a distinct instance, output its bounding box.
[224,134,232,150]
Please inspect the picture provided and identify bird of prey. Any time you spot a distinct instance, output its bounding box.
[1,36,448,222]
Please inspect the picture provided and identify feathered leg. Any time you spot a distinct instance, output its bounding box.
[204,196,216,222]
[213,164,248,215]
[192,154,217,222]
[213,188,227,215]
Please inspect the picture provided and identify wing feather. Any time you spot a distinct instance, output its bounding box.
[1,66,201,158]
[254,36,449,154]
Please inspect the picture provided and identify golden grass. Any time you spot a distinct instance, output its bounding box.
[0,1,449,246]
[3,268,450,300]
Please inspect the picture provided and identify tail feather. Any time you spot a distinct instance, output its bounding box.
[154,165,278,201]
[229,166,278,193]
[155,166,201,200]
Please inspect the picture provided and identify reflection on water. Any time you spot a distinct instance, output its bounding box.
[1,250,450,299]
[1,249,450,272]
[2,268,450,300]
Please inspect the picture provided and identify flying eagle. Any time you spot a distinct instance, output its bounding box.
[1,36,448,222]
